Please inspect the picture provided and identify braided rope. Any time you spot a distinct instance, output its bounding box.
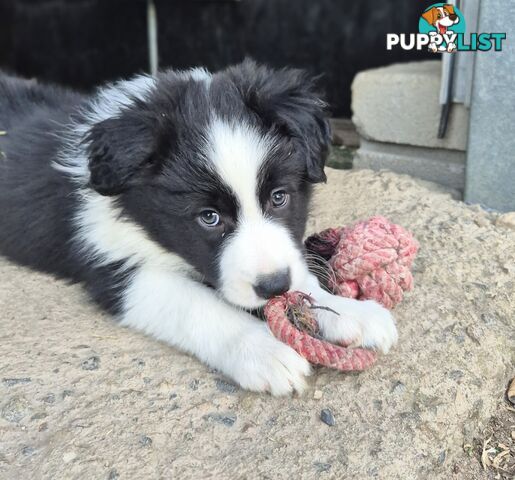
[266,216,419,371]
[264,292,377,371]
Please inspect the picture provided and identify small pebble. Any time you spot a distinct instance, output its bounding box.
[2,378,31,387]
[215,378,238,394]
[204,412,237,427]
[448,370,464,382]
[189,379,199,391]
[62,390,74,399]
[313,390,323,400]
[42,394,55,404]
[139,435,152,447]
[313,462,332,473]
[21,446,36,456]
[1,396,31,423]
[320,408,335,426]
[81,356,100,371]
[31,412,47,421]
[391,381,406,395]
[108,469,120,480]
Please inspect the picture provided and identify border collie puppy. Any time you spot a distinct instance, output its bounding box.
[0,61,397,395]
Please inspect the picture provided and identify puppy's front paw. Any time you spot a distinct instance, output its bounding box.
[447,42,457,52]
[315,296,398,354]
[227,324,311,396]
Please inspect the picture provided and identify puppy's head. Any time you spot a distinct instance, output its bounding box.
[84,61,331,308]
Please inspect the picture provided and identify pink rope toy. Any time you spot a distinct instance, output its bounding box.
[264,216,419,371]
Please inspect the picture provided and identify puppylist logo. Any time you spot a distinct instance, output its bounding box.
[387,3,506,53]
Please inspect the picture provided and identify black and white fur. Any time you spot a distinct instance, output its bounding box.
[0,62,397,395]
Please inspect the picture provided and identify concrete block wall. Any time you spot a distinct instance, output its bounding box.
[351,60,469,194]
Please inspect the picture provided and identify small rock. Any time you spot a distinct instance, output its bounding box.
[204,412,237,427]
[438,450,446,465]
[108,469,120,480]
[367,466,379,477]
[38,422,48,432]
[31,412,47,421]
[391,381,406,395]
[81,356,100,371]
[215,378,238,394]
[21,446,36,456]
[189,379,199,391]
[496,212,515,230]
[313,390,323,400]
[1,396,31,423]
[448,370,464,382]
[2,378,31,387]
[139,435,152,447]
[320,408,335,426]
[266,416,277,426]
[42,394,55,404]
[313,462,332,473]
[62,390,74,399]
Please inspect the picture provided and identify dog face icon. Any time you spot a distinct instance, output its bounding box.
[422,4,460,52]
[422,5,460,34]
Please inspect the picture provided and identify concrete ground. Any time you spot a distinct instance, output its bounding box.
[1,168,514,479]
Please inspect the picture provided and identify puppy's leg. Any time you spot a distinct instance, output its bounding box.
[298,272,398,353]
[120,267,311,395]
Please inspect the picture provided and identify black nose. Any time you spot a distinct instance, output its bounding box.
[449,14,457,20]
[253,270,291,299]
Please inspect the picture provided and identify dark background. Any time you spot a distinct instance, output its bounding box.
[0,0,431,117]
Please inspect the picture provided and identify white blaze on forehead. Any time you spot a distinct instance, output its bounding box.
[206,118,274,219]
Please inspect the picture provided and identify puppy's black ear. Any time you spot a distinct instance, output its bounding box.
[229,60,331,183]
[85,107,161,196]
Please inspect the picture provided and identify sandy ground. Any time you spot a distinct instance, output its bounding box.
[0,168,514,480]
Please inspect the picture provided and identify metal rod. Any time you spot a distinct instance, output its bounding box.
[147,0,159,75]
[437,0,460,138]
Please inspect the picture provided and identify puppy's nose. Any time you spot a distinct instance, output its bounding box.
[253,269,291,299]
[449,14,457,20]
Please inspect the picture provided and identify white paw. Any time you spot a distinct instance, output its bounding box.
[429,43,438,53]
[314,295,398,354]
[225,323,311,396]
[447,42,457,52]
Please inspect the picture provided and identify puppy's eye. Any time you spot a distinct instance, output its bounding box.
[199,210,220,227]
[271,189,289,208]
